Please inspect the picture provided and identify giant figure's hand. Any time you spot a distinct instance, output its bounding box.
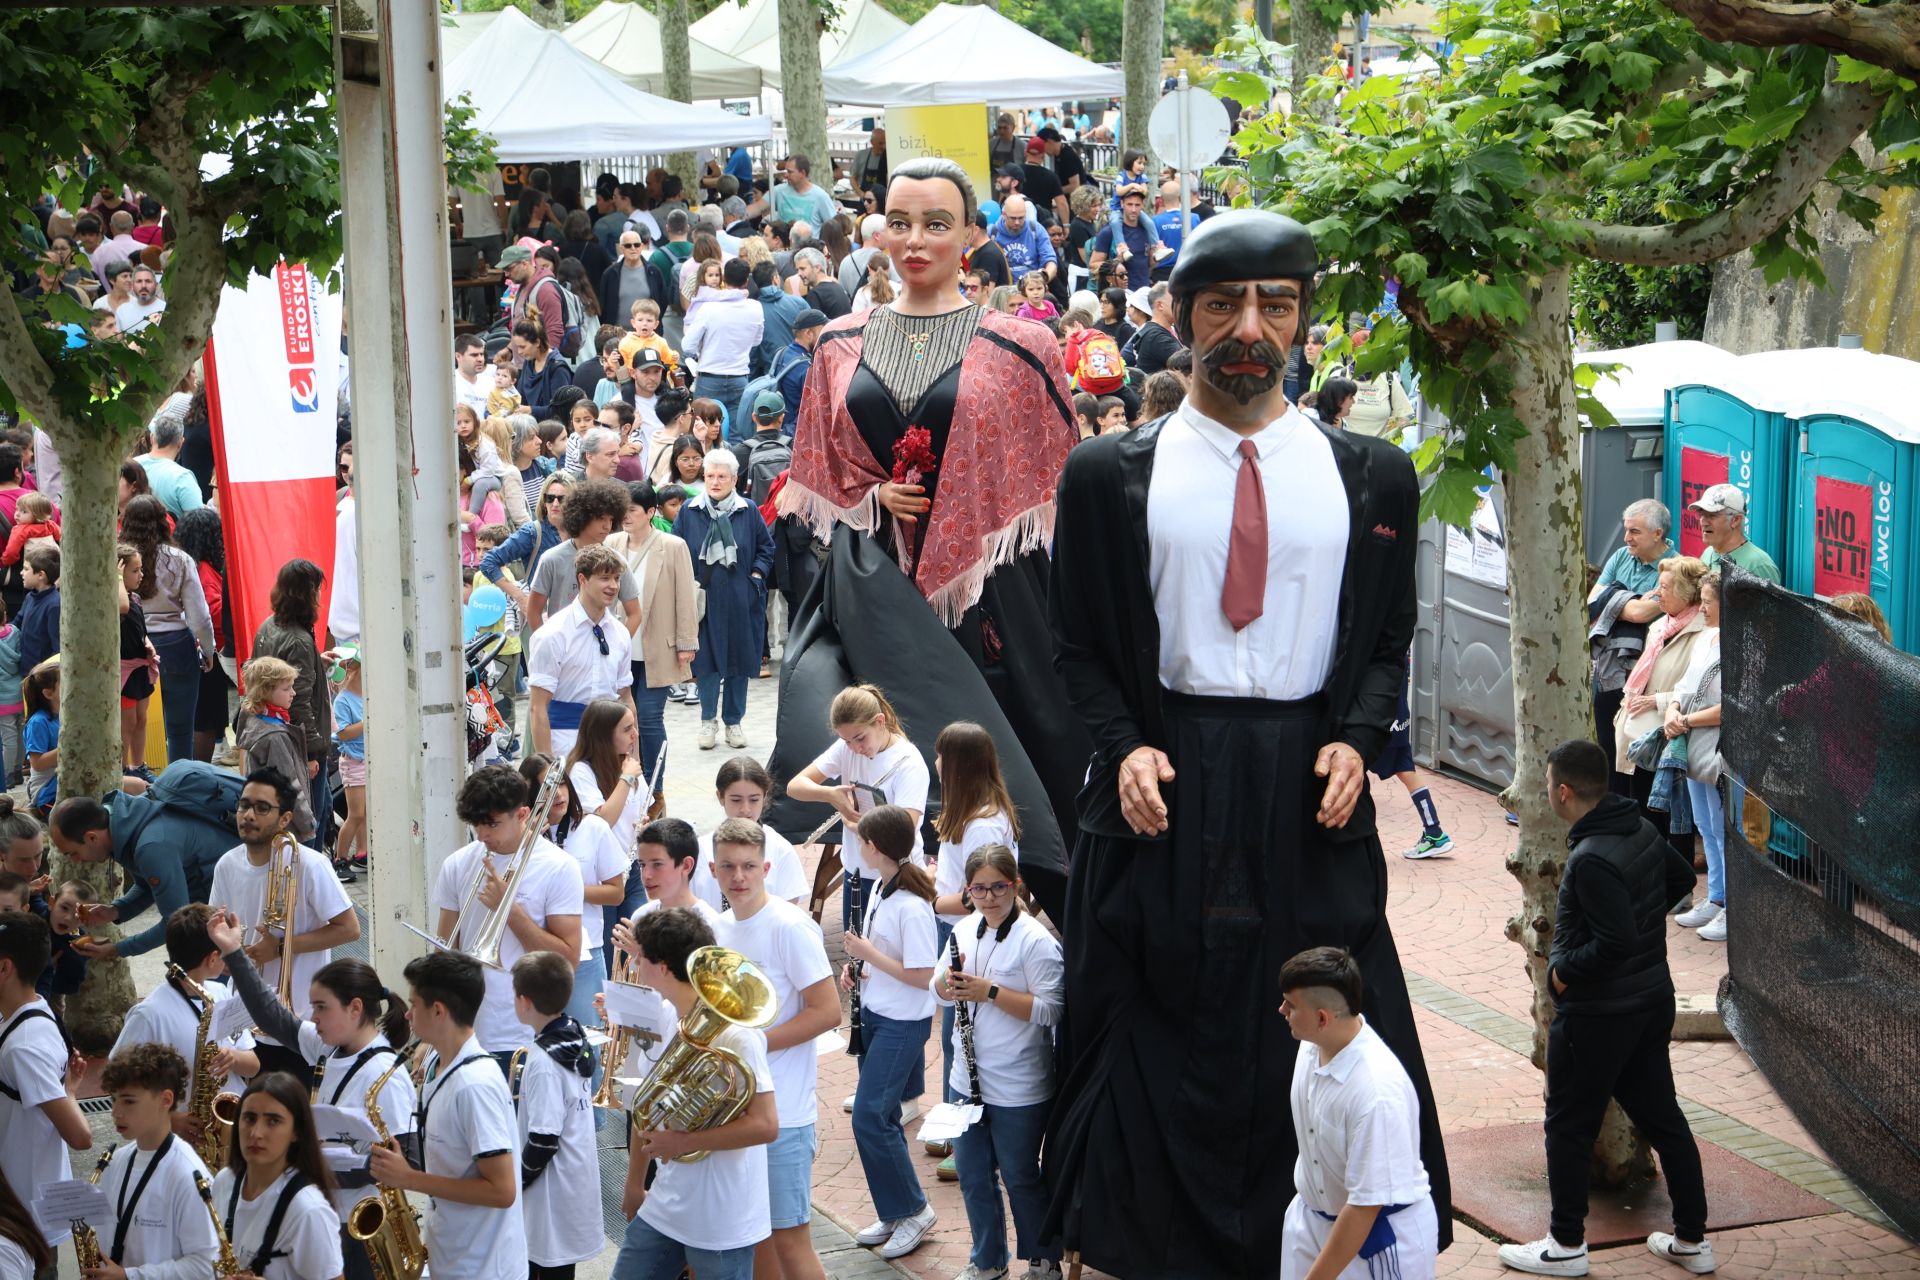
[1314,742,1365,829]
[1118,746,1175,836]
[877,482,931,525]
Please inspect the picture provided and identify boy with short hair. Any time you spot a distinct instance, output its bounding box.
[96,1041,222,1273]
[0,909,91,1251]
[370,950,526,1280]
[511,950,600,1280]
[1277,946,1438,1280]
[112,903,261,1134]
[1094,395,1128,435]
[614,906,778,1280]
[15,546,60,673]
[613,818,730,1077]
[1072,392,1099,440]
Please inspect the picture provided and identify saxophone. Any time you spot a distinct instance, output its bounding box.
[346,1042,428,1280]
[627,946,777,1163]
[169,964,240,1170]
[71,1145,115,1272]
[193,1169,243,1278]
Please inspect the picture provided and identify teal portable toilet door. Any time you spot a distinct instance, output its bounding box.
[1788,413,1913,647]
[1666,384,1785,560]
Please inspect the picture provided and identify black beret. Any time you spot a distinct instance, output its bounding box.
[1168,209,1318,299]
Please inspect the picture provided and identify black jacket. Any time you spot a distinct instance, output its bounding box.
[1050,414,1418,839]
[1123,321,1181,375]
[1549,793,1696,1016]
[597,258,669,328]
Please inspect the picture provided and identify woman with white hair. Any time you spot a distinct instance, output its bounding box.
[670,449,773,750]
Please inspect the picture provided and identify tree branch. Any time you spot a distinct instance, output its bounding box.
[0,289,62,429]
[1570,75,1883,266]
[1662,0,1920,79]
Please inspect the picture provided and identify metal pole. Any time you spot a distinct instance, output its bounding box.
[1176,71,1192,242]
[335,0,466,978]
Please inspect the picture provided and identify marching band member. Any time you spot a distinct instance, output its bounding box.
[0,1167,53,1279]
[932,845,1065,1280]
[611,908,776,1280]
[112,905,259,1143]
[688,757,809,912]
[207,1074,345,1280]
[206,768,358,1080]
[91,1042,220,1279]
[561,699,652,957]
[369,952,525,1280]
[710,821,838,1280]
[611,819,729,1081]
[205,912,415,1280]
[0,912,90,1255]
[431,766,585,1068]
[842,806,939,1261]
[510,952,601,1280]
[519,754,626,1034]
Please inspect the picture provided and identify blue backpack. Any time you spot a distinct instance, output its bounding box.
[147,759,248,838]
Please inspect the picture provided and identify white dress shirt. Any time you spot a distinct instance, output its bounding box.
[682,290,764,376]
[1147,403,1347,700]
[1289,1020,1431,1215]
[526,598,634,757]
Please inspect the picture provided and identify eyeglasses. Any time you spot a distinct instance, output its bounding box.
[962,284,981,294]
[966,881,1015,899]
[620,241,643,249]
[545,493,568,505]
[590,622,610,656]
[235,800,281,816]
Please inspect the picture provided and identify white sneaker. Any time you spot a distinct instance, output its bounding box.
[1675,900,1722,929]
[1497,1235,1589,1276]
[854,1217,895,1246]
[1024,1263,1063,1280]
[1647,1233,1716,1273]
[956,1267,1007,1280]
[697,720,719,750]
[1699,910,1728,942]
[880,1205,937,1259]
[900,1099,921,1124]
[1403,832,1454,859]
[725,723,747,749]
[843,1092,856,1113]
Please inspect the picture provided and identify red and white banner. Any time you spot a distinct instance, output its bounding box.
[203,263,343,664]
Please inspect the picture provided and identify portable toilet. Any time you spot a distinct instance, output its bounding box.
[1768,347,1920,650]
[1663,358,1795,561]
[1579,341,1737,569]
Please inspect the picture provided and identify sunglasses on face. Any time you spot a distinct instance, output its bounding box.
[546,493,567,505]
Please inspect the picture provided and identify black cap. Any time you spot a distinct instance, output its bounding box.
[1168,209,1318,301]
[1036,125,1064,142]
[792,308,829,330]
[996,164,1026,183]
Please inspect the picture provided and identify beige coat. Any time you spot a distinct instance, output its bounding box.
[606,526,699,686]
[1613,608,1708,773]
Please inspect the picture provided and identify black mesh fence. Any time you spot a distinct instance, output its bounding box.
[1718,565,1920,1240]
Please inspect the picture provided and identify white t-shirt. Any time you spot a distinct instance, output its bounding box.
[1288,1020,1431,1216]
[934,812,1019,926]
[0,1000,74,1244]
[569,759,649,861]
[636,1023,772,1252]
[210,1166,344,1280]
[305,1036,417,1220]
[932,912,1065,1108]
[619,899,731,1078]
[420,1040,527,1280]
[720,897,832,1128]
[859,882,938,1021]
[808,736,930,879]
[517,1036,603,1266]
[94,1135,220,1278]
[114,977,256,1104]
[455,369,492,417]
[208,842,355,1039]
[560,815,630,950]
[433,840,586,1051]
[692,824,809,911]
[0,1235,33,1280]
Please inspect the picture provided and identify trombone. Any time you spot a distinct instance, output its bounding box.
[410,765,563,970]
[258,832,302,1007]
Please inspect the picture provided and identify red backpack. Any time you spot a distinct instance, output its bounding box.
[1071,329,1127,394]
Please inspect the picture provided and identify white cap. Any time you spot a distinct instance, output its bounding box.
[1125,287,1153,317]
[1688,483,1746,514]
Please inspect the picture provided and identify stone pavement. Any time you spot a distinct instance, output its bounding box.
[68,674,1920,1278]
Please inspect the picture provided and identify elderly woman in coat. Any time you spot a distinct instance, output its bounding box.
[1614,554,1711,852]
[672,449,772,751]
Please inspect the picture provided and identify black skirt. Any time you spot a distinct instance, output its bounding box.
[1045,690,1451,1278]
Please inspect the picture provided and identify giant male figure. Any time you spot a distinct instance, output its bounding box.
[1044,210,1452,1277]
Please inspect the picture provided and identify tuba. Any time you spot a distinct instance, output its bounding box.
[258,832,303,1008]
[627,946,777,1163]
[347,1042,428,1280]
[71,1145,115,1272]
[442,766,562,969]
[170,964,240,1171]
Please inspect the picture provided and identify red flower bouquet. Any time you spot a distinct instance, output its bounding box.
[892,426,939,487]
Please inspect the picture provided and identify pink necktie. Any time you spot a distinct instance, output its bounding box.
[1222,439,1267,630]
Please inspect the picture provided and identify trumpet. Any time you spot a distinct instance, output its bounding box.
[434,766,563,969]
[259,832,302,1008]
[591,947,649,1111]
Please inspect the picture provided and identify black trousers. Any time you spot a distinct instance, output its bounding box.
[529,1266,576,1280]
[1545,1002,1708,1245]
[339,1224,374,1280]
[1592,685,1632,797]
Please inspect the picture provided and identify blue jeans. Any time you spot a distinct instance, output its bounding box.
[630,661,669,781]
[696,673,748,726]
[1687,777,1725,905]
[693,373,749,440]
[149,628,202,764]
[954,1098,1058,1270]
[613,1213,755,1280]
[851,1009,930,1221]
[935,919,956,1101]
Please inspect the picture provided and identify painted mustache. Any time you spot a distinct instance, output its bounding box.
[1201,339,1286,404]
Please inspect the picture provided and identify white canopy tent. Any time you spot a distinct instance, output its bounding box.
[565,1,764,99]
[819,3,1123,107]
[445,6,771,161]
[439,11,498,65]
[692,0,908,91]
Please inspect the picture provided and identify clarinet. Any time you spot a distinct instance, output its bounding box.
[948,930,983,1107]
[845,880,868,1058]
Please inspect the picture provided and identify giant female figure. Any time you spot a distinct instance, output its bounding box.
[769,158,1084,924]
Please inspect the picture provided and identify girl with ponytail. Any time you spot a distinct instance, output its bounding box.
[207,911,418,1280]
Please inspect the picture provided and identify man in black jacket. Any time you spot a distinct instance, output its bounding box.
[1500,739,1712,1277]
[1044,209,1449,1278]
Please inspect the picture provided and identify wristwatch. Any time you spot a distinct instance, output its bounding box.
[986,983,1001,1004]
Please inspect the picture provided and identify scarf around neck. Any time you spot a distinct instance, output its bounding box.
[535,1014,595,1079]
[1625,605,1701,696]
[692,489,745,568]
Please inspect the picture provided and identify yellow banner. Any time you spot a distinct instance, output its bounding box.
[885,103,993,202]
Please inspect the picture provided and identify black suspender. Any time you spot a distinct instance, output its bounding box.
[328,1044,396,1106]
[0,1006,69,1101]
[109,1135,176,1263]
[226,1170,313,1275]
